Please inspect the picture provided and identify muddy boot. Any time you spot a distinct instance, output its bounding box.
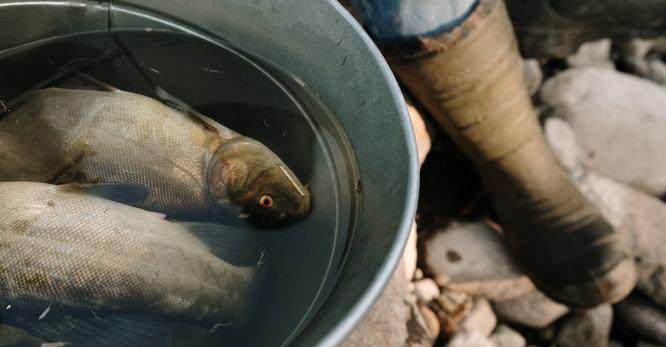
[379,0,637,307]
[504,0,666,58]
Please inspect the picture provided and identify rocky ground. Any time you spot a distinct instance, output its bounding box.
[344,38,666,347]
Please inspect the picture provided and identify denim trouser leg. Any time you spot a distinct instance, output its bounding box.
[351,0,479,44]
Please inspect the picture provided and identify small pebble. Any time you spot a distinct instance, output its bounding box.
[447,332,497,347]
[490,325,526,347]
[432,289,473,336]
[414,268,424,281]
[414,278,440,303]
[419,304,440,340]
[460,298,496,337]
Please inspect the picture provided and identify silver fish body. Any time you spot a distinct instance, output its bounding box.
[0,88,310,224]
[0,182,254,325]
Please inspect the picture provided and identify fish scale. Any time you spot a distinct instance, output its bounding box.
[0,182,254,325]
[1,88,218,218]
[0,87,311,225]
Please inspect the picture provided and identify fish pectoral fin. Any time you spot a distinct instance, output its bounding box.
[57,72,119,92]
[179,222,259,266]
[22,314,168,347]
[58,183,149,207]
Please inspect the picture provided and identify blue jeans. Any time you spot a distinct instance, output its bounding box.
[352,0,479,44]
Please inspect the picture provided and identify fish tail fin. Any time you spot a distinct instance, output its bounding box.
[22,314,168,347]
[179,222,260,267]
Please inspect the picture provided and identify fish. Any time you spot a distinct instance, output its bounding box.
[0,86,310,226]
[0,181,257,343]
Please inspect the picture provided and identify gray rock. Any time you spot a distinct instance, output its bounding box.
[414,278,440,304]
[566,39,614,69]
[461,299,497,337]
[555,305,613,347]
[541,67,666,196]
[447,332,497,347]
[425,222,533,301]
[490,325,526,347]
[616,295,666,345]
[492,291,569,329]
[342,260,411,346]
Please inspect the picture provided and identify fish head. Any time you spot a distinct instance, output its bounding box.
[207,137,311,226]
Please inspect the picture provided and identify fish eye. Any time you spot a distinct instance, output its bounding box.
[259,195,273,209]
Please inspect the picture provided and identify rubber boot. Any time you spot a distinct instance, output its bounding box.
[383,0,637,307]
[505,0,666,58]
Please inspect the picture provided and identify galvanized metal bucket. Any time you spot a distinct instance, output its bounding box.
[0,1,418,345]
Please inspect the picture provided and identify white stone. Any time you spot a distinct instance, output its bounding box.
[425,222,522,282]
[447,332,497,347]
[523,59,543,96]
[544,117,585,173]
[541,67,666,196]
[490,325,526,347]
[566,39,614,69]
[414,278,440,303]
[461,299,497,337]
[419,304,440,340]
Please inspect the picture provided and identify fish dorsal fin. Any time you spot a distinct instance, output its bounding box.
[58,183,149,207]
[57,73,119,92]
[22,314,168,347]
[179,222,258,267]
[153,87,236,139]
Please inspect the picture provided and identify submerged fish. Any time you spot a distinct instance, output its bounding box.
[0,87,310,226]
[0,182,256,332]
